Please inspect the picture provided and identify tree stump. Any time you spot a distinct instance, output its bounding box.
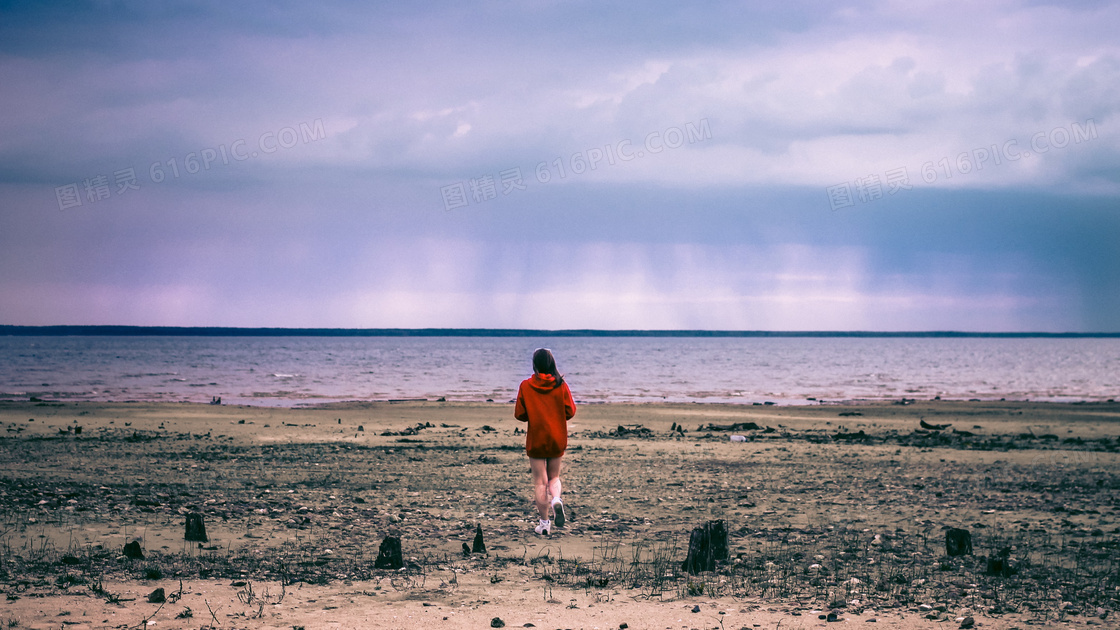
[375,535,403,569]
[472,523,486,554]
[945,528,972,556]
[682,520,728,573]
[985,547,1014,577]
[185,512,209,542]
[123,540,144,560]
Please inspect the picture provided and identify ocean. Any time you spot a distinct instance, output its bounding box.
[0,335,1117,406]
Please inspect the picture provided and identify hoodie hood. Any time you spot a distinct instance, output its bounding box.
[528,372,560,392]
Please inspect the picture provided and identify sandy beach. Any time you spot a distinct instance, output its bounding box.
[0,399,1117,629]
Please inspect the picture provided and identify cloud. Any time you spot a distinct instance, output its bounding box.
[0,1,1118,330]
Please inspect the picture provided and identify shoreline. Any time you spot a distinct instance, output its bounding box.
[4,393,1118,409]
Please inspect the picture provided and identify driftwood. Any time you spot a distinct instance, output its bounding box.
[682,520,729,573]
[703,422,761,432]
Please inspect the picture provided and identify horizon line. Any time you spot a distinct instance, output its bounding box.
[1,325,1118,338]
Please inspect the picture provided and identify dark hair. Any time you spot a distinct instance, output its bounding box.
[532,348,564,387]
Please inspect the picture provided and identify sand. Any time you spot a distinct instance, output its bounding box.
[0,399,1117,629]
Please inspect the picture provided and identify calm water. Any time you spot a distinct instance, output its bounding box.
[0,336,1117,406]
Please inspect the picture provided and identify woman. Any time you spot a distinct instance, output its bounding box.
[514,348,576,536]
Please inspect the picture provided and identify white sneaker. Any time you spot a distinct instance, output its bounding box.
[534,519,551,536]
[551,498,565,528]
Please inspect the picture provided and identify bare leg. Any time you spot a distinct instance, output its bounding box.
[529,458,550,519]
[546,456,562,507]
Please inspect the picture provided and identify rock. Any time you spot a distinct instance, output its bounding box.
[827,610,842,622]
[490,617,505,627]
[185,512,208,542]
[691,605,701,613]
[374,536,404,570]
[682,520,729,573]
[147,587,165,603]
[959,616,975,629]
[620,624,629,629]
[123,541,144,560]
[472,523,486,554]
[945,528,972,556]
[462,542,472,557]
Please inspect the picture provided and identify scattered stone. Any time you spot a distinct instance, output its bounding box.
[620,624,629,629]
[691,605,701,613]
[827,610,842,622]
[682,520,729,573]
[123,541,144,560]
[833,430,868,441]
[374,536,403,570]
[473,523,486,554]
[959,616,975,629]
[184,512,209,542]
[147,587,165,603]
[921,418,951,430]
[462,542,472,557]
[945,528,972,556]
[490,617,505,627]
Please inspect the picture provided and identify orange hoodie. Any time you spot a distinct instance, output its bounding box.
[514,373,576,458]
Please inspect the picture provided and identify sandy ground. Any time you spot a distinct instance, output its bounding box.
[0,399,1118,629]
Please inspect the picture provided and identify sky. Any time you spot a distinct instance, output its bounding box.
[1,1,1118,332]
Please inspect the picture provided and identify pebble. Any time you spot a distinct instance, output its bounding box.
[692,605,701,613]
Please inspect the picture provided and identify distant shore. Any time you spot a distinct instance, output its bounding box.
[3,324,1119,337]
